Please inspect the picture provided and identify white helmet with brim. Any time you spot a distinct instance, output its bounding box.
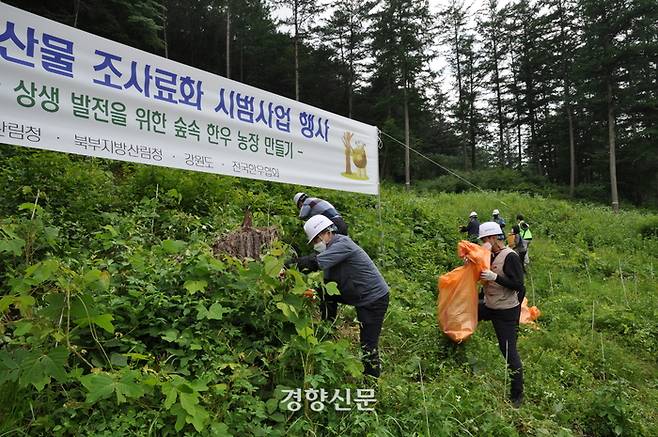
[294,192,307,205]
[478,221,503,239]
[303,215,335,243]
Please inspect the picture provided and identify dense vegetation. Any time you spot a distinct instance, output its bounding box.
[1,148,657,435]
[6,0,658,208]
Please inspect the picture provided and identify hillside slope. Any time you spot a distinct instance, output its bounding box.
[1,149,657,436]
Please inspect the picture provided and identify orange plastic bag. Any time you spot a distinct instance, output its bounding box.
[437,241,491,343]
[519,297,541,324]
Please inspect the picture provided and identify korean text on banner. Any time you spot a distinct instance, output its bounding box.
[0,3,379,195]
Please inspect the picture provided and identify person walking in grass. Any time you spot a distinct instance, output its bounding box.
[492,209,506,231]
[477,221,525,408]
[509,224,528,272]
[459,211,480,243]
[516,214,532,266]
[284,215,389,378]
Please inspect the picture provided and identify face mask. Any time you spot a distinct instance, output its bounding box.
[313,240,327,253]
[482,241,493,251]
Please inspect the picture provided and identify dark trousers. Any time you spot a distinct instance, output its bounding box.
[321,294,389,377]
[478,302,523,398]
[330,216,349,236]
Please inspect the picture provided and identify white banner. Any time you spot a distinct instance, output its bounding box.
[0,3,379,195]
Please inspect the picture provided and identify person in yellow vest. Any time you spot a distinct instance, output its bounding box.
[516,214,532,266]
[478,222,525,408]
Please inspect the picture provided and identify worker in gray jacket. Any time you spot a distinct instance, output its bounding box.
[294,192,348,235]
[286,215,389,377]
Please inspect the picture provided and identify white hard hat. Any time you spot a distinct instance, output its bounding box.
[303,215,334,243]
[478,221,503,239]
[293,192,307,205]
[469,211,478,217]
[492,209,500,215]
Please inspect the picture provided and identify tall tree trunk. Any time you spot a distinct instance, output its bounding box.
[163,2,168,58]
[607,80,619,212]
[568,106,576,196]
[493,38,505,166]
[340,11,356,118]
[226,1,230,79]
[239,37,244,82]
[404,81,410,190]
[73,0,81,28]
[453,17,467,170]
[294,0,300,101]
[468,51,476,170]
[528,94,538,173]
[557,0,575,196]
[511,52,523,169]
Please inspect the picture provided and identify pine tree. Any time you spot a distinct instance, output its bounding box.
[321,0,375,118]
[370,0,434,185]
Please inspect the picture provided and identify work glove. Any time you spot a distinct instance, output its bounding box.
[480,269,497,282]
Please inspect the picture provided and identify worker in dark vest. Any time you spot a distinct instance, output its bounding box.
[294,192,348,236]
[459,211,480,242]
[492,209,506,231]
[477,221,525,408]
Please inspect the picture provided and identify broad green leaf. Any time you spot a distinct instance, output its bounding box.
[276,302,297,319]
[110,353,128,367]
[186,406,209,432]
[25,259,59,285]
[163,384,178,409]
[20,347,68,391]
[188,379,209,392]
[179,391,199,415]
[80,373,115,403]
[13,320,33,336]
[325,282,341,296]
[43,226,59,245]
[184,280,207,294]
[162,328,179,342]
[263,255,284,279]
[39,293,66,321]
[124,352,149,361]
[0,237,25,256]
[90,314,115,333]
[210,423,231,436]
[162,239,186,254]
[196,304,209,320]
[207,303,228,320]
[80,370,145,404]
[114,371,146,403]
[0,350,20,384]
[213,383,228,395]
[83,269,110,292]
[18,202,38,211]
[14,295,36,315]
[0,295,14,312]
[206,257,225,272]
[266,398,279,414]
[171,403,187,432]
[295,325,317,344]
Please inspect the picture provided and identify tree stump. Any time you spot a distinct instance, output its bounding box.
[212,209,278,260]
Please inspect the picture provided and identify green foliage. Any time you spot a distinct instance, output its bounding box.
[0,151,657,435]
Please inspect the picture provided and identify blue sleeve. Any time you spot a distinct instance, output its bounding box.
[317,240,354,269]
[299,203,311,219]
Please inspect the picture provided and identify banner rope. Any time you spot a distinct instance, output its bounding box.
[378,129,509,207]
